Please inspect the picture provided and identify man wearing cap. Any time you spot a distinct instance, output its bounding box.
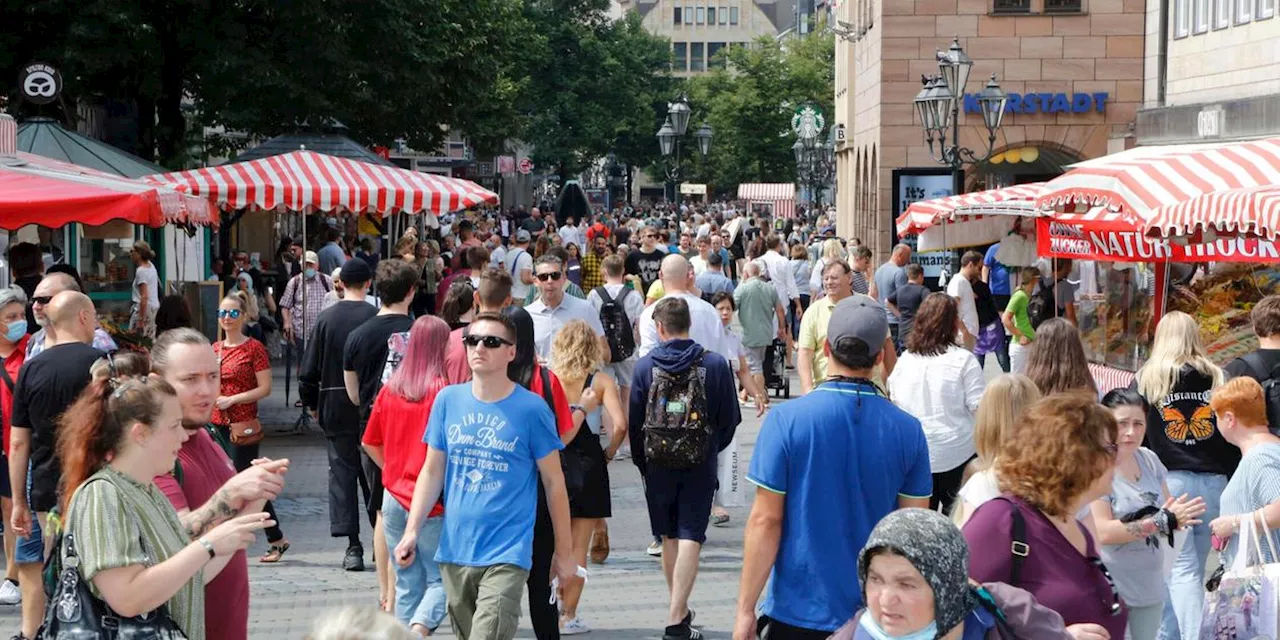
[734,296,931,640]
[281,250,334,366]
[504,230,536,305]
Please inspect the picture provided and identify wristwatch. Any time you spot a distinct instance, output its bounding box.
[198,537,216,559]
[569,403,586,416]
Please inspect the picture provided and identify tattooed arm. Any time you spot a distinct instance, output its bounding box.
[1090,499,1157,546]
[179,488,244,539]
[176,460,290,539]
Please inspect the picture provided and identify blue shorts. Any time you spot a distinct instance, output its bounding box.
[644,463,716,545]
[15,468,45,564]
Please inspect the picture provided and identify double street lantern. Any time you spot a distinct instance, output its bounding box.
[655,95,711,203]
[913,38,1009,170]
[793,103,835,207]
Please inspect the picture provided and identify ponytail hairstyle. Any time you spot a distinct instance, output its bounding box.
[57,357,176,516]
[218,290,256,339]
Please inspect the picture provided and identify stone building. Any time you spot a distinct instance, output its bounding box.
[620,0,791,75]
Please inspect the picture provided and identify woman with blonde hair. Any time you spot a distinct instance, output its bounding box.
[1133,309,1230,637]
[952,374,1042,526]
[809,238,846,299]
[549,320,627,635]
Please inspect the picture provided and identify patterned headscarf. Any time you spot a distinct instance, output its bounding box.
[858,509,976,639]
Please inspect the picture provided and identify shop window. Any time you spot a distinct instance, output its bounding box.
[708,42,726,68]
[673,42,688,71]
[1044,0,1082,12]
[1214,0,1233,26]
[1174,0,1192,36]
[708,6,716,23]
[78,221,146,325]
[729,5,739,23]
[674,6,682,24]
[691,42,705,71]
[1193,0,1211,31]
[1236,0,1254,22]
[992,0,1031,14]
[1076,262,1155,372]
[696,6,705,23]
[1261,0,1277,19]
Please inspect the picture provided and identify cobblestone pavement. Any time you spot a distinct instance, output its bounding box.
[0,365,790,639]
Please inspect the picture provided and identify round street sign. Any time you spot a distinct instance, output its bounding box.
[791,104,825,139]
[20,63,62,105]
[518,158,534,175]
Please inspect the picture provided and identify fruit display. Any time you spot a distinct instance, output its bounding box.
[1166,263,1280,365]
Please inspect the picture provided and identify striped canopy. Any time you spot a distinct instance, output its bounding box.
[1144,185,1280,241]
[147,150,498,216]
[1035,137,1280,218]
[895,182,1045,236]
[737,183,796,218]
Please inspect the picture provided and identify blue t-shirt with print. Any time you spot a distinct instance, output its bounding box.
[425,383,563,570]
[984,244,1011,296]
[747,380,932,632]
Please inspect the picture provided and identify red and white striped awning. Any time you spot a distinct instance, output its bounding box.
[1035,137,1280,218]
[1144,185,1280,240]
[147,150,498,216]
[12,152,215,225]
[896,182,1045,236]
[737,183,796,218]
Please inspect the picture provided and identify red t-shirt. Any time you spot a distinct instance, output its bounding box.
[0,335,30,453]
[212,339,270,425]
[362,386,446,515]
[531,364,574,437]
[445,328,471,385]
[154,428,249,640]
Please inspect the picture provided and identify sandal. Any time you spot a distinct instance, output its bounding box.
[260,540,290,563]
[711,512,730,527]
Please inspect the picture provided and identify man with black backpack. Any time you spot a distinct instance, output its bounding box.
[1225,294,1280,431]
[629,297,740,640]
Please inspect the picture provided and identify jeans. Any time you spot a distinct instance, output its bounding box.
[1160,470,1227,640]
[381,491,447,631]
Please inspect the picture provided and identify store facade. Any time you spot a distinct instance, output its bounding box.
[833,0,1147,260]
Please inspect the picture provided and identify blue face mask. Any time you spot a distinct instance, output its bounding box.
[857,613,938,640]
[4,320,26,342]
[304,268,317,279]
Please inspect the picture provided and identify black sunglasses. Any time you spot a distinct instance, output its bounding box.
[32,296,52,305]
[535,271,562,282]
[462,334,514,349]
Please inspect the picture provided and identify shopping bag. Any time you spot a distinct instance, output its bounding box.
[1199,513,1280,640]
[715,433,745,508]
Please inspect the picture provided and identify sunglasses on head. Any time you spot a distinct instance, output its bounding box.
[462,334,513,349]
[217,309,242,319]
[32,296,52,305]
[535,271,562,282]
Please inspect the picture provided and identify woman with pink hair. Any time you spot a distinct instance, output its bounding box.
[362,315,452,635]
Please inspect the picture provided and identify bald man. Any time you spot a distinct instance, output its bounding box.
[637,255,730,361]
[9,289,105,639]
[26,272,118,359]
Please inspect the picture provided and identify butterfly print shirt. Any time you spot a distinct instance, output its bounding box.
[1137,365,1240,476]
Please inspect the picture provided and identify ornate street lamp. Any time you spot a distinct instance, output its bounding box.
[668,97,692,137]
[916,40,1008,171]
[656,119,676,157]
[655,98,710,204]
[693,123,713,157]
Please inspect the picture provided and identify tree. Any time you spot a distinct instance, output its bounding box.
[601,13,677,202]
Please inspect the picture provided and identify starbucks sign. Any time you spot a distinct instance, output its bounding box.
[791,104,825,138]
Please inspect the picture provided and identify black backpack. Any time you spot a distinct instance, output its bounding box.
[595,286,636,363]
[642,353,712,469]
[1026,278,1056,329]
[1241,352,1280,435]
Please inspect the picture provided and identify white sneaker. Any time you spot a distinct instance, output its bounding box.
[647,539,663,557]
[560,617,591,635]
[0,579,20,605]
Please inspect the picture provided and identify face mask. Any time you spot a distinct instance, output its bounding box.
[857,613,938,640]
[304,268,317,279]
[4,320,26,342]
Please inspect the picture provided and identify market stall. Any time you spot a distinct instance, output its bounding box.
[737,183,795,219]
[895,182,1044,252]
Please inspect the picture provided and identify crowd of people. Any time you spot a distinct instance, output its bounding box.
[1,201,1278,640]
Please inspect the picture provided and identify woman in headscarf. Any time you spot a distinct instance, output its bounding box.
[836,509,1085,640]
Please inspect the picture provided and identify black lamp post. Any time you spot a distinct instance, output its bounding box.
[656,96,711,204]
[913,39,1009,181]
[794,113,835,207]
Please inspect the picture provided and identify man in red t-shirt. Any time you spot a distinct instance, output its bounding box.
[150,328,291,640]
[445,268,513,384]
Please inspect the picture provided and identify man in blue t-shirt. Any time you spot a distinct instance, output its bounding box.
[392,313,576,640]
[983,242,1013,372]
[734,297,932,639]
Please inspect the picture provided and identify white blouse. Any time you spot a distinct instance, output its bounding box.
[886,344,986,473]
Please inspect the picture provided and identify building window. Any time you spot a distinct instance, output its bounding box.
[719,6,728,23]
[1174,0,1191,36]
[1261,0,1277,19]
[729,5,739,23]
[1044,0,1083,12]
[1193,0,1211,31]
[1236,0,1254,22]
[708,42,726,68]
[685,4,694,23]
[696,6,705,23]
[708,6,716,23]
[992,0,1031,14]
[1213,0,1232,26]
[691,42,705,72]
[673,6,682,24]
[674,42,688,71]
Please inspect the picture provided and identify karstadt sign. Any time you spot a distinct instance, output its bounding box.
[964,92,1110,116]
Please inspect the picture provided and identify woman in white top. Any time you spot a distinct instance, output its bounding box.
[808,238,845,299]
[952,374,1042,526]
[129,240,161,338]
[887,293,986,514]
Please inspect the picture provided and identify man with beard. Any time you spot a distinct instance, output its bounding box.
[151,328,290,640]
[301,258,378,570]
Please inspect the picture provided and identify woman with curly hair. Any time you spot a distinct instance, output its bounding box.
[887,293,986,514]
[963,393,1127,640]
[1024,318,1097,397]
[549,320,627,635]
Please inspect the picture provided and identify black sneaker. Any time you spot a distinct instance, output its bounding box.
[343,545,365,572]
[683,609,697,628]
[663,621,702,640]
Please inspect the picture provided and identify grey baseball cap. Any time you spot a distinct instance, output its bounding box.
[516,229,531,242]
[827,296,889,357]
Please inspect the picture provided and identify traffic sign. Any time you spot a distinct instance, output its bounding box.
[518,157,534,175]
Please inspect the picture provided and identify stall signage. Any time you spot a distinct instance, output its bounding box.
[964,92,1109,116]
[1037,219,1280,263]
[19,63,62,105]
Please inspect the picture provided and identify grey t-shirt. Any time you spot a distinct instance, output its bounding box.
[874,262,907,324]
[1099,447,1169,608]
[1221,442,1280,566]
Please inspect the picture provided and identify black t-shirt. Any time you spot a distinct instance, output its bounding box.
[972,279,1001,328]
[625,249,665,293]
[1136,365,1241,476]
[521,217,546,236]
[14,274,41,333]
[888,282,929,340]
[12,342,104,512]
[343,313,414,429]
[1224,348,1280,381]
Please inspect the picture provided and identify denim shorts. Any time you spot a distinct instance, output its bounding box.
[15,470,44,564]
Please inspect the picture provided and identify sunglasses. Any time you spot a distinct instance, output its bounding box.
[535,271,562,282]
[32,296,52,306]
[217,309,242,319]
[462,334,513,349]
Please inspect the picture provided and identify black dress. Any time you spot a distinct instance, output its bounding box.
[566,374,612,519]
